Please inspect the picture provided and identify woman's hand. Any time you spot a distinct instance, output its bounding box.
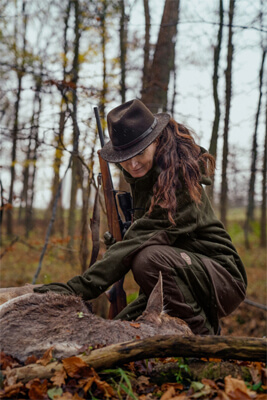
[103,231,116,249]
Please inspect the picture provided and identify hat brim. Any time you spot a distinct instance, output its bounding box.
[99,113,170,163]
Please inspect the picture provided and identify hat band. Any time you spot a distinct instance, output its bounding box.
[112,118,158,150]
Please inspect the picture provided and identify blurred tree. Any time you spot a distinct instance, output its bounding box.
[48,0,72,238]
[67,0,82,250]
[220,0,235,228]
[20,73,43,237]
[260,94,266,248]
[119,0,127,103]
[99,0,108,126]
[141,0,180,113]
[207,0,224,204]
[244,48,266,248]
[6,0,28,236]
[142,0,151,97]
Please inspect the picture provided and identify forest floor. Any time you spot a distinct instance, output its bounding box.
[0,208,266,399]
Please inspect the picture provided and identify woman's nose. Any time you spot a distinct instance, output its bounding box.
[129,157,139,168]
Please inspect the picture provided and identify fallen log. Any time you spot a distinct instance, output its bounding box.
[3,335,266,384]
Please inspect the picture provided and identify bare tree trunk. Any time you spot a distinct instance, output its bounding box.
[141,0,180,113]
[244,48,266,248]
[49,107,66,237]
[7,1,28,235]
[220,0,235,228]
[119,0,127,103]
[78,163,92,273]
[207,0,224,203]
[99,0,108,129]
[67,0,81,250]
[260,92,267,248]
[49,1,71,237]
[142,0,151,96]
[23,75,42,237]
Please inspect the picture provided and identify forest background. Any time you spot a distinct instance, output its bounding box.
[0,0,266,338]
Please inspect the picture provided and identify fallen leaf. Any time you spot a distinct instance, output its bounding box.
[161,383,183,391]
[201,378,219,390]
[25,355,38,365]
[62,356,88,378]
[0,352,20,369]
[26,378,48,400]
[227,388,255,399]
[94,377,116,398]
[261,367,267,386]
[201,357,222,363]
[161,357,179,364]
[137,375,150,390]
[249,362,264,386]
[37,347,54,366]
[190,384,212,399]
[3,367,17,386]
[47,386,63,399]
[78,376,95,392]
[224,376,257,399]
[216,390,231,399]
[190,381,205,392]
[160,386,175,400]
[130,322,141,328]
[0,382,24,399]
[73,394,85,400]
[51,369,67,387]
[53,393,74,400]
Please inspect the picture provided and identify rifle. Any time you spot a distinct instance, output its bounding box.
[93,106,132,319]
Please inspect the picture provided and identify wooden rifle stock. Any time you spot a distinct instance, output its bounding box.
[97,153,122,243]
[94,106,127,319]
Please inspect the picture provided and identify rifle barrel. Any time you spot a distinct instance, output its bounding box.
[93,106,105,148]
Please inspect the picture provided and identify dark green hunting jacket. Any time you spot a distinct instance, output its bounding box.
[35,162,247,324]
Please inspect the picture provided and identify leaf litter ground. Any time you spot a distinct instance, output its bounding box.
[0,346,266,400]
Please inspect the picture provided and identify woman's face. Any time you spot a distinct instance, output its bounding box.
[119,141,158,178]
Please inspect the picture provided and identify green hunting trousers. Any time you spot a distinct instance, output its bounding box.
[115,245,246,335]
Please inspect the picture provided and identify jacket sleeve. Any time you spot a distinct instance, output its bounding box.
[34,228,170,299]
[34,190,201,299]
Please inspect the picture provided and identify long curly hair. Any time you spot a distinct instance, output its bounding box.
[149,119,215,225]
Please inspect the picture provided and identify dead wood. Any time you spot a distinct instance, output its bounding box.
[3,335,266,384]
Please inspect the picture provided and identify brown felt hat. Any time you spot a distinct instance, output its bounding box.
[100,99,170,163]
